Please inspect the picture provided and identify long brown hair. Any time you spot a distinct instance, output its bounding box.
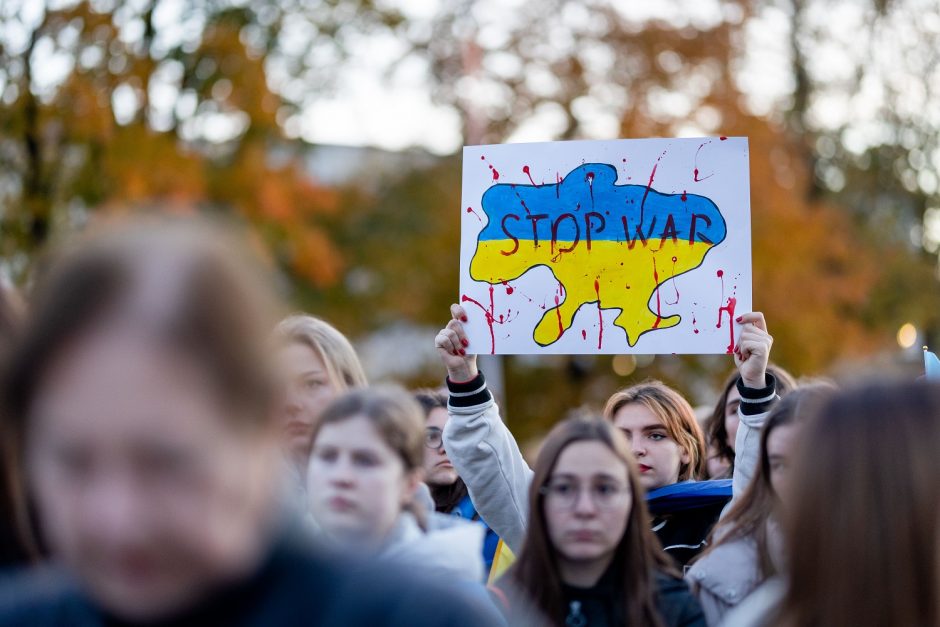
[604,381,706,482]
[504,417,676,627]
[775,381,940,627]
[695,385,832,578]
[705,365,797,476]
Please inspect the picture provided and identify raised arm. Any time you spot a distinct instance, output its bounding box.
[435,304,534,553]
[730,312,777,500]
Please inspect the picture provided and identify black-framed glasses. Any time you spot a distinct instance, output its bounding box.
[424,427,444,450]
[539,478,630,510]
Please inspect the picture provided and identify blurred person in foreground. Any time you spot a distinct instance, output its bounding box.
[0,284,42,570]
[723,380,940,626]
[0,217,498,626]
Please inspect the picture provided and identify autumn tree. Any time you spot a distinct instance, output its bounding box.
[394,0,940,435]
[0,0,404,288]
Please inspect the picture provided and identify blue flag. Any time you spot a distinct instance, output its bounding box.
[925,348,940,380]
[645,479,732,515]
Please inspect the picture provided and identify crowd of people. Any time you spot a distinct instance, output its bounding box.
[0,215,938,626]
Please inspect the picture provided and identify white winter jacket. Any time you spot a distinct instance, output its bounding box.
[442,373,532,554]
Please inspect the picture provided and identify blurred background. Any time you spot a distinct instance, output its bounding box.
[1,0,938,443]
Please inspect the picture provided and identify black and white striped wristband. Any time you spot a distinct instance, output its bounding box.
[446,371,492,408]
[736,372,778,416]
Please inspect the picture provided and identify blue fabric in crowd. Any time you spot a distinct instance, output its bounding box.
[646,479,733,516]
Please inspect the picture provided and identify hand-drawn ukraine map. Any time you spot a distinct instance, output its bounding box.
[459,138,751,355]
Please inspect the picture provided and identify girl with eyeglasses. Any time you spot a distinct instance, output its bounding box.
[435,304,778,568]
[414,389,501,576]
[490,417,704,626]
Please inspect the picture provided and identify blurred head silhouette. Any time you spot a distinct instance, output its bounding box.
[778,381,940,627]
[2,216,284,622]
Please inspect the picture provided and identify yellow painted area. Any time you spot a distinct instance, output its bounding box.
[470,239,716,346]
[487,540,515,584]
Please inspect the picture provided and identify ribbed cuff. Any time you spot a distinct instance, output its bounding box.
[446,371,492,408]
[736,372,778,416]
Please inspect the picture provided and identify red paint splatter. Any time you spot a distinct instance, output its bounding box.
[640,151,667,225]
[466,206,482,222]
[555,172,562,198]
[717,297,737,354]
[693,141,715,182]
[480,155,500,182]
[594,279,603,349]
[666,256,680,305]
[501,280,514,295]
[523,165,537,186]
[692,312,699,334]
[719,136,727,141]
[715,269,736,353]
[511,188,533,216]
[652,257,663,329]
[554,294,563,339]
[680,190,687,202]
[461,285,501,355]
[586,171,595,207]
[581,329,587,340]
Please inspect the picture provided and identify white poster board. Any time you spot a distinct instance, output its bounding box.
[459,137,751,355]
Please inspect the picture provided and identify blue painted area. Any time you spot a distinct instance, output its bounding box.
[478,163,726,246]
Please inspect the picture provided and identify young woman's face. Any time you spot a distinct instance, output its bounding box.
[275,343,340,469]
[307,415,418,546]
[767,423,800,511]
[27,329,276,622]
[422,407,458,486]
[724,386,742,452]
[612,403,689,489]
[543,441,632,566]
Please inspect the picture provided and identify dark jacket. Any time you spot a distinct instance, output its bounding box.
[493,565,705,627]
[0,531,502,627]
[650,499,728,568]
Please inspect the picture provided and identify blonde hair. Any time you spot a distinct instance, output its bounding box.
[274,314,367,391]
[603,380,706,482]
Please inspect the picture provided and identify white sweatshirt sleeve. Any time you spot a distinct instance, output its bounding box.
[442,372,533,553]
[730,374,779,503]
